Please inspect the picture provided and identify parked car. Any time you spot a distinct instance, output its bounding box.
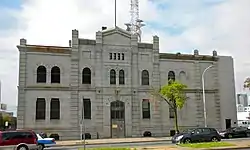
[172,127,221,144]
[37,133,56,150]
[0,130,38,150]
[219,127,250,138]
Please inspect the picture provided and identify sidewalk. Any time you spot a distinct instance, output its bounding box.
[56,137,172,146]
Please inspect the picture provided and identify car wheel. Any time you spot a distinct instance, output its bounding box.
[246,133,250,137]
[38,144,44,150]
[183,138,191,144]
[227,134,233,139]
[17,145,28,150]
[211,137,219,142]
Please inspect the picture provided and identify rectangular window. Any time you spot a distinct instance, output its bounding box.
[118,53,120,60]
[114,53,116,60]
[36,98,46,120]
[83,99,91,119]
[50,98,60,120]
[109,53,112,60]
[122,53,124,60]
[142,99,151,119]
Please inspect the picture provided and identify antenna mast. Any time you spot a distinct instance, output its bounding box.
[115,0,117,27]
[125,0,145,42]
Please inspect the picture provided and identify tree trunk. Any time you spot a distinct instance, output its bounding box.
[173,105,179,134]
[174,108,179,134]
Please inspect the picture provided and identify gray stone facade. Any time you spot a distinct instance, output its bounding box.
[17,26,237,140]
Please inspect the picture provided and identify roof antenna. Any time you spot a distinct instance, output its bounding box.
[115,0,117,28]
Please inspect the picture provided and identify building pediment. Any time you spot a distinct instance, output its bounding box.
[102,26,131,45]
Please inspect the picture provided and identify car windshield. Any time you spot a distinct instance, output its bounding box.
[182,129,195,133]
[36,133,43,139]
[225,127,235,131]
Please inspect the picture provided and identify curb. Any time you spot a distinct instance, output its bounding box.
[202,146,250,150]
[55,139,171,147]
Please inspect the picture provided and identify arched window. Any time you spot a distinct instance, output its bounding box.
[141,70,149,85]
[142,99,150,119]
[110,69,116,85]
[36,98,46,120]
[37,66,47,83]
[82,68,91,84]
[51,66,60,83]
[168,71,175,83]
[119,70,125,85]
[179,71,186,83]
[50,98,60,120]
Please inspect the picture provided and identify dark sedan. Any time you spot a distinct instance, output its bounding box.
[219,127,250,138]
[172,127,221,144]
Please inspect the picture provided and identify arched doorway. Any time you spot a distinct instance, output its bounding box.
[110,100,125,138]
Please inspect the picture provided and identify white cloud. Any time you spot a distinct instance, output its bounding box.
[0,0,250,106]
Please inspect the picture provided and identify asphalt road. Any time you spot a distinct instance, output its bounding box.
[45,137,250,150]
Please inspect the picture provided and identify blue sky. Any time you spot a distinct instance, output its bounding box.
[0,0,21,31]
[0,0,21,9]
[0,0,250,111]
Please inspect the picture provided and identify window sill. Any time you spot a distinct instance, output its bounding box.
[36,82,47,84]
[35,120,46,122]
[51,83,61,84]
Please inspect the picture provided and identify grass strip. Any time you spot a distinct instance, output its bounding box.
[179,142,235,148]
[78,148,133,150]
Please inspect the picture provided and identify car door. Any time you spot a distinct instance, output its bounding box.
[236,127,248,137]
[2,132,22,146]
[0,132,13,146]
[22,132,36,145]
[12,132,25,145]
[191,129,204,142]
[201,128,213,142]
[233,127,245,137]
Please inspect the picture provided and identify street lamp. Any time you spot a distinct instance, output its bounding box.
[80,98,86,150]
[202,64,214,127]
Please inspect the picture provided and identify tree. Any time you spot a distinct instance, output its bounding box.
[150,80,188,134]
[2,114,11,128]
[244,77,250,89]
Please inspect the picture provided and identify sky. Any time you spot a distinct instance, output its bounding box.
[0,0,250,109]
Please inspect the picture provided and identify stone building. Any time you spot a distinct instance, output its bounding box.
[17,26,237,140]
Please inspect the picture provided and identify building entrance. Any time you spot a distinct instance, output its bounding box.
[225,119,231,129]
[110,100,125,138]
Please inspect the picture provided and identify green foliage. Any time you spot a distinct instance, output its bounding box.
[2,114,11,123]
[244,77,250,89]
[160,80,187,109]
[149,80,188,133]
